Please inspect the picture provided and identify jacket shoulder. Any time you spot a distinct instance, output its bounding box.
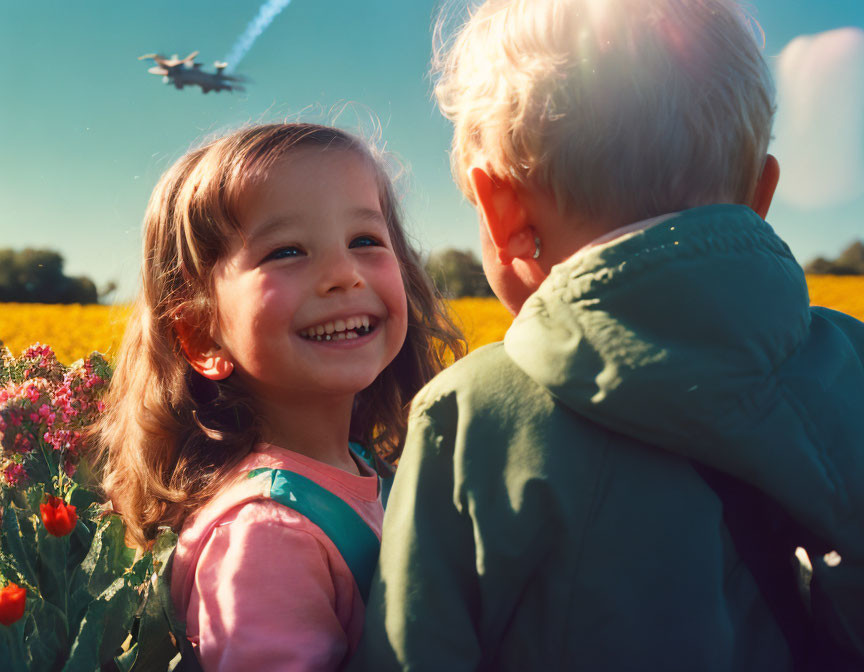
[811,306,864,360]
[412,342,539,412]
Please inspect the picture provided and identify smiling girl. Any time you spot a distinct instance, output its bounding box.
[94,124,464,670]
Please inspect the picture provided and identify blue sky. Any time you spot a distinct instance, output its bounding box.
[1,0,862,300]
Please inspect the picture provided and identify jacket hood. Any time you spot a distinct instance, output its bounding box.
[505,204,864,556]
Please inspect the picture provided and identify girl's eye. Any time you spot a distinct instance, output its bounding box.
[264,246,304,262]
[350,235,382,249]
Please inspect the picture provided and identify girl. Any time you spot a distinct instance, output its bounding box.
[94,123,464,670]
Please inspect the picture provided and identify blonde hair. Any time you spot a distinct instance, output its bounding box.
[433,0,776,224]
[93,124,465,547]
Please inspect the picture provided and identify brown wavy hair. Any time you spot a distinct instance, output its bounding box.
[93,123,465,548]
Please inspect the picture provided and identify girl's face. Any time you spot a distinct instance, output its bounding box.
[210,147,408,405]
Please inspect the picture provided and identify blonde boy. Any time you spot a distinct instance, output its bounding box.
[351,1,864,670]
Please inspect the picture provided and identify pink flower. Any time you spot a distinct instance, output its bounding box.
[0,344,112,488]
[37,404,56,427]
[43,428,82,454]
[63,458,77,477]
[84,375,103,389]
[2,463,27,487]
[14,434,30,452]
[24,344,55,361]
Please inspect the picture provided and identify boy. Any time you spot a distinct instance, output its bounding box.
[352,1,864,669]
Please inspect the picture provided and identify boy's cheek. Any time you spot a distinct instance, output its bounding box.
[489,268,533,316]
[478,225,541,315]
[479,241,520,314]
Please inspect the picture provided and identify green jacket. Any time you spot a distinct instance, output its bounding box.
[351,205,864,671]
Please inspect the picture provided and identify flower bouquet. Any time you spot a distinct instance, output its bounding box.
[0,343,182,671]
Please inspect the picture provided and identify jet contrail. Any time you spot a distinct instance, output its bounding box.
[223,0,293,72]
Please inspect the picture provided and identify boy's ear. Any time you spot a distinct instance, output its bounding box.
[468,167,536,265]
[750,154,780,220]
[173,319,235,381]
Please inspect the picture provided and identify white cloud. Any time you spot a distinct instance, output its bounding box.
[772,27,864,209]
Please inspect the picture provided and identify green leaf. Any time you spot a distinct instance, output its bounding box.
[23,457,54,494]
[35,527,69,617]
[96,580,140,668]
[120,581,178,672]
[152,529,178,571]
[114,640,138,672]
[24,486,43,515]
[0,619,28,672]
[60,591,108,672]
[124,553,152,590]
[0,553,36,592]
[65,561,93,635]
[67,484,100,518]
[62,576,138,672]
[119,531,184,672]
[152,534,186,641]
[24,598,66,671]
[1,506,38,587]
[79,515,136,598]
[67,521,95,576]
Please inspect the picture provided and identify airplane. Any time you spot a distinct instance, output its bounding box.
[138,51,246,94]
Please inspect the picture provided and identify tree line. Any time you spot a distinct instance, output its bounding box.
[425,249,494,298]
[805,241,864,275]
[0,246,490,304]
[4,239,857,306]
[0,249,106,304]
[428,240,864,294]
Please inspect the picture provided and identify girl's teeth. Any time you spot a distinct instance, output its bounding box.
[303,316,374,340]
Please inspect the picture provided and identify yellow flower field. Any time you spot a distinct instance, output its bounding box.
[0,303,133,365]
[804,276,864,320]
[0,276,862,365]
[447,297,513,352]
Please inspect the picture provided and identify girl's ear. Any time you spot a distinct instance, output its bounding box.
[468,167,536,265]
[173,319,235,381]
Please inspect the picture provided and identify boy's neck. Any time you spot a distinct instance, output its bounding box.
[521,185,620,263]
[255,393,360,475]
[578,212,677,254]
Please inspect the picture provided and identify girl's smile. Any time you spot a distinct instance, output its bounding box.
[299,314,376,342]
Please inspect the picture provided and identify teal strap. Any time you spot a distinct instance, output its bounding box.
[349,441,394,509]
[379,475,392,510]
[248,467,380,604]
[349,441,377,472]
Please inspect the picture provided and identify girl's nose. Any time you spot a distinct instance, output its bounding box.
[318,250,364,295]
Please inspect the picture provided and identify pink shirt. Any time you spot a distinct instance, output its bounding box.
[170,443,383,671]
